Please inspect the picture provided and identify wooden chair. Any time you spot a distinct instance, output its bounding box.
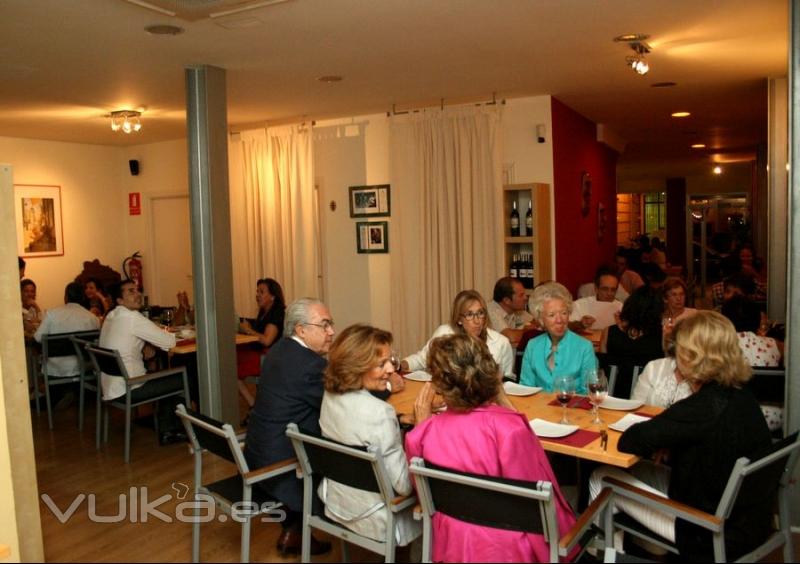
[40,330,100,429]
[602,432,800,562]
[409,457,613,563]
[175,404,297,563]
[85,344,189,463]
[285,422,419,563]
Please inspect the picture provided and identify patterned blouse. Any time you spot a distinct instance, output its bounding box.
[737,331,781,367]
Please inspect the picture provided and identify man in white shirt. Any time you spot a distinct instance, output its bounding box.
[100,279,183,444]
[35,282,100,376]
[569,270,623,331]
[487,277,536,348]
[34,282,100,409]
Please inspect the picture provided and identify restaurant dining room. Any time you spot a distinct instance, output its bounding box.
[1,0,799,562]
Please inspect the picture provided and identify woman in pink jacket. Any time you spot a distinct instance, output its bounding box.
[405,334,576,563]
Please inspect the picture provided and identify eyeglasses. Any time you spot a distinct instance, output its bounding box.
[304,319,335,331]
[461,309,487,321]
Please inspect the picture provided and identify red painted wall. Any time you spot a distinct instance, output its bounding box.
[551,97,619,295]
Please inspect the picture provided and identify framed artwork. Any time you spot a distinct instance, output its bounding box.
[349,184,390,217]
[581,171,592,217]
[356,221,389,253]
[15,184,64,257]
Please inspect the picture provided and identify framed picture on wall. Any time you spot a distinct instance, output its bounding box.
[349,184,390,217]
[356,221,389,253]
[14,184,64,257]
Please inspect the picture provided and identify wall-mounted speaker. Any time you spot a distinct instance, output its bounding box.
[129,159,140,176]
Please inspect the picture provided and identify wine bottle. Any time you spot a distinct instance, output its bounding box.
[510,201,520,236]
[141,295,150,319]
[509,253,519,278]
[525,200,533,235]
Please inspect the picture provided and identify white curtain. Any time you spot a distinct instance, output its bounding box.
[229,124,319,317]
[389,106,503,355]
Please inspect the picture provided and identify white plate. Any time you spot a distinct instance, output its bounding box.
[503,382,542,396]
[403,371,432,382]
[600,396,645,411]
[609,413,651,433]
[529,418,579,438]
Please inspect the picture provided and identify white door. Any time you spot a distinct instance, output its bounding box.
[150,195,193,307]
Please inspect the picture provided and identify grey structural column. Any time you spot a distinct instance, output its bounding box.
[185,65,239,422]
[787,0,799,528]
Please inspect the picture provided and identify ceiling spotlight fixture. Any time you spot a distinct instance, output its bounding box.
[625,42,651,75]
[671,111,691,118]
[713,166,723,175]
[110,110,142,133]
[691,143,707,149]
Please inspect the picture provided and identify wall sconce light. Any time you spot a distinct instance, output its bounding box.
[625,42,651,75]
[110,110,142,133]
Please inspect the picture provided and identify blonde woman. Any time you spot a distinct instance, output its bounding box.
[319,324,420,547]
[589,311,772,561]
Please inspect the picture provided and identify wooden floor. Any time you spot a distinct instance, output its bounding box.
[34,399,798,562]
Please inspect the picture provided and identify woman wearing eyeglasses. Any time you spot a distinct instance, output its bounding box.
[319,324,421,548]
[400,289,514,379]
[519,282,595,394]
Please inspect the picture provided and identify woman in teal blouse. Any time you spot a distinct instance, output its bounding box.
[520,282,596,394]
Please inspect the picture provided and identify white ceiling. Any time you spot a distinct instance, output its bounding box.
[0,0,788,174]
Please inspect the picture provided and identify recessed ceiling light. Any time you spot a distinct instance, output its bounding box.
[317,75,343,83]
[144,24,184,35]
[671,111,691,118]
[651,82,677,88]
[691,144,707,149]
[713,166,723,175]
[613,33,650,42]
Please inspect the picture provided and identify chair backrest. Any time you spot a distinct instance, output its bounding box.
[748,367,785,404]
[716,431,800,521]
[285,423,389,497]
[43,330,100,360]
[409,457,560,561]
[630,365,643,397]
[175,404,249,472]
[607,365,618,396]
[85,344,128,378]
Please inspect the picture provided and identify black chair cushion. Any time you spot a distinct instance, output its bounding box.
[422,460,548,534]
[301,432,381,493]
[204,474,281,508]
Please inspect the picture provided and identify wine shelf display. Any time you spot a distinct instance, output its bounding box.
[503,183,552,289]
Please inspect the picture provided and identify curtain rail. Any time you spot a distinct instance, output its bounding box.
[387,92,505,116]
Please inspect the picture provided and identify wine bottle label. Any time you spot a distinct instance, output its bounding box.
[510,217,519,228]
[510,267,518,277]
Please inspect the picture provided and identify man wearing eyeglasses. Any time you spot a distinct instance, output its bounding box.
[244,297,335,556]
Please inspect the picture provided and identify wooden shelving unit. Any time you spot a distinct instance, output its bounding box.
[502,182,552,287]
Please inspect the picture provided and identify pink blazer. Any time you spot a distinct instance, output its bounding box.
[405,404,577,563]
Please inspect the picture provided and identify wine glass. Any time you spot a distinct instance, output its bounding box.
[553,375,575,424]
[162,308,174,328]
[587,368,608,425]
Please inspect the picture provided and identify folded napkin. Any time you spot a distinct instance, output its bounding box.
[634,411,654,419]
[547,396,594,410]
[539,429,600,448]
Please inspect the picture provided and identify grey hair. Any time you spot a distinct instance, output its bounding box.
[284,297,325,336]
[529,282,573,322]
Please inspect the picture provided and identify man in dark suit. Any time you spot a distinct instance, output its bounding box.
[244,297,335,555]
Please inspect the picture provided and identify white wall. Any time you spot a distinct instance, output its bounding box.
[0,136,126,310]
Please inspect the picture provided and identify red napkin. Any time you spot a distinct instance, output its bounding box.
[176,338,196,346]
[547,396,594,410]
[539,429,599,447]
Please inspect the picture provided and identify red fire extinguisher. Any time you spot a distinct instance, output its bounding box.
[123,251,144,292]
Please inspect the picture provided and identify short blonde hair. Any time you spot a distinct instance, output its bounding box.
[427,334,499,410]
[673,310,751,388]
[530,282,573,322]
[325,324,393,394]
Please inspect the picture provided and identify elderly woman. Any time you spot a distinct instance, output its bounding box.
[401,289,514,379]
[318,324,420,547]
[406,334,577,562]
[589,311,772,561]
[519,282,595,394]
[662,277,697,331]
[602,286,665,398]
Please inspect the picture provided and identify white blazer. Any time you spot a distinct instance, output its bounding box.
[403,324,514,378]
[318,390,420,546]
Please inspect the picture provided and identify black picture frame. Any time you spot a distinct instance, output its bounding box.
[349,184,391,217]
[356,221,389,253]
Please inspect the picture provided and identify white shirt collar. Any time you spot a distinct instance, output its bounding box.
[291,334,309,349]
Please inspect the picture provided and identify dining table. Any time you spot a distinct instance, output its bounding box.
[389,378,662,469]
[171,332,260,355]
